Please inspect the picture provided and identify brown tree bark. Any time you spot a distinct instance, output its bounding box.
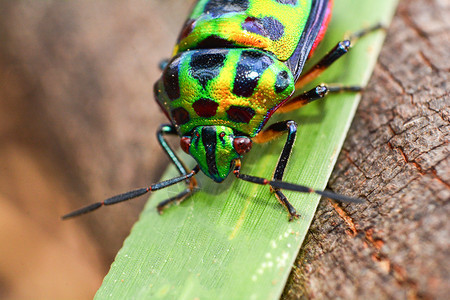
[282,0,449,299]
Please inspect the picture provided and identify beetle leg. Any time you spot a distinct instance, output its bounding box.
[296,40,351,89]
[233,158,363,221]
[62,166,200,219]
[276,84,362,113]
[348,23,385,43]
[156,124,198,211]
[157,124,190,177]
[295,23,384,89]
[253,120,300,221]
[156,184,199,214]
[253,120,294,144]
[270,121,300,221]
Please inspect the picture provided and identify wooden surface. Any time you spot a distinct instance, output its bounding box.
[0,0,447,299]
[282,0,449,299]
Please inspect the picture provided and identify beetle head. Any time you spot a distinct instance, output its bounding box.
[181,126,252,182]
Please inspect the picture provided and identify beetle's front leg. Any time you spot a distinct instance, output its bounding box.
[156,124,198,213]
[254,120,300,221]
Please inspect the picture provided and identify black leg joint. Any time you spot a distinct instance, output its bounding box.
[272,121,298,181]
[310,85,328,99]
[158,124,177,136]
[316,40,351,69]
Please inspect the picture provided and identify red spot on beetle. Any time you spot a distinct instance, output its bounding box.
[193,98,219,117]
[171,107,190,125]
[226,106,255,123]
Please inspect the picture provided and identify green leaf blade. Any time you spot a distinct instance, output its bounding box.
[96,1,398,299]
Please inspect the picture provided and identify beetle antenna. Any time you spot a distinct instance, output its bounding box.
[62,165,200,220]
[233,162,363,204]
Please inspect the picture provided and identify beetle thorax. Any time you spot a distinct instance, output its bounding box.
[154,48,295,138]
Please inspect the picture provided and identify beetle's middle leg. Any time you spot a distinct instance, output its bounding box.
[156,124,198,213]
[253,120,300,221]
[276,84,361,113]
[295,23,384,89]
[277,24,384,114]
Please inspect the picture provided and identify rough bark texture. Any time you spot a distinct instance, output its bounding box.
[282,0,449,299]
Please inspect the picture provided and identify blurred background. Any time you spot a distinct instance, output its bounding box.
[0,0,196,298]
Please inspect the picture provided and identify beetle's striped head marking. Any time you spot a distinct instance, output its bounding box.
[181,125,251,182]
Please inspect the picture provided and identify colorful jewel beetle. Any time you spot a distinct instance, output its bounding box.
[63,0,382,221]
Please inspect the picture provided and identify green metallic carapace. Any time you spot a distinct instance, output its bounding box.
[154,48,295,138]
[154,0,332,182]
[174,0,313,61]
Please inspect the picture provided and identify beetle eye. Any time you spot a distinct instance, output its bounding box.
[233,137,252,155]
[180,137,191,154]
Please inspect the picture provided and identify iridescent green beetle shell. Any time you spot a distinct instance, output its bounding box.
[154,48,295,137]
[174,0,313,62]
